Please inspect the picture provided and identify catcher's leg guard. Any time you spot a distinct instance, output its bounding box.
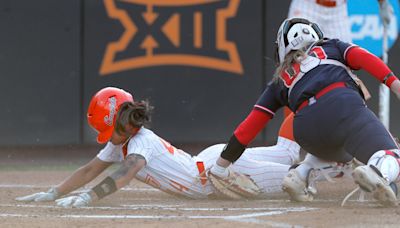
[352,165,398,206]
[294,154,342,180]
[351,149,400,206]
[367,149,400,183]
[283,153,353,202]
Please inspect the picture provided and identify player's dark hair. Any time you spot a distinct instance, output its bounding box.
[115,100,154,134]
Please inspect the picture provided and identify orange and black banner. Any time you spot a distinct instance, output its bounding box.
[83,0,265,143]
[100,0,243,75]
[1,0,399,146]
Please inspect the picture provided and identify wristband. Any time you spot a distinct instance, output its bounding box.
[92,176,117,200]
[221,135,246,163]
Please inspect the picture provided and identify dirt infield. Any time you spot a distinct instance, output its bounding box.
[1,147,400,227]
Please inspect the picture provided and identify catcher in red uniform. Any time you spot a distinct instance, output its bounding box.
[209,17,400,207]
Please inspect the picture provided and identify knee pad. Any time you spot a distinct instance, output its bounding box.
[367,150,400,182]
[295,153,343,181]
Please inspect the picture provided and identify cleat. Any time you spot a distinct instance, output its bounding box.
[282,169,314,202]
[352,165,398,207]
[390,182,398,197]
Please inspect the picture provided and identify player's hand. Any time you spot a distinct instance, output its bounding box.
[15,187,59,202]
[209,163,230,178]
[56,192,92,208]
[379,0,394,28]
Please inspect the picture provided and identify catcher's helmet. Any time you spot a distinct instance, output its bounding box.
[87,87,134,144]
[276,17,323,63]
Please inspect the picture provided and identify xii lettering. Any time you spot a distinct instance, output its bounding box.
[101,0,243,75]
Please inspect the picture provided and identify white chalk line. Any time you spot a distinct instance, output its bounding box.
[0,203,315,227]
[0,207,315,227]
[0,203,182,211]
[121,205,312,211]
[0,213,299,228]
[2,183,376,225]
[1,184,374,204]
[0,184,158,192]
[0,203,314,212]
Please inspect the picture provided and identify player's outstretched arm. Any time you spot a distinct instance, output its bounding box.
[15,157,112,202]
[346,46,400,99]
[56,154,146,208]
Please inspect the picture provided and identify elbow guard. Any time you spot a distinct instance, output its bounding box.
[220,135,246,163]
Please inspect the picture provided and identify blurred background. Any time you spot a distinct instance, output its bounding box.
[0,0,399,158]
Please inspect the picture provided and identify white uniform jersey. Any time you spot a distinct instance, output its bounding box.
[288,0,352,43]
[97,128,299,199]
[97,127,210,198]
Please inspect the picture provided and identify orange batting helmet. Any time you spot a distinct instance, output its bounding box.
[87,87,134,144]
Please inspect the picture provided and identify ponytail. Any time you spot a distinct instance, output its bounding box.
[115,100,154,134]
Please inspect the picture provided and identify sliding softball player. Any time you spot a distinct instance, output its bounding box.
[16,87,300,206]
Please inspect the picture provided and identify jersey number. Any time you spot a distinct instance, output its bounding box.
[311,46,327,60]
[159,137,176,155]
[281,63,300,87]
[280,46,327,87]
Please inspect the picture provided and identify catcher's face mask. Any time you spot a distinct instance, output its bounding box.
[276,18,323,64]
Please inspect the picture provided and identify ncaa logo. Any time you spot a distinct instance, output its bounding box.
[348,0,399,56]
[100,0,243,75]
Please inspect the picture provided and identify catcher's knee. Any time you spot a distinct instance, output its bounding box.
[367,149,400,182]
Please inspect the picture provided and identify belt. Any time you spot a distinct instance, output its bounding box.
[296,82,346,113]
[196,161,207,186]
[316,0,337,7]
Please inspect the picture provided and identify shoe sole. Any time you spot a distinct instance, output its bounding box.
[353,167,398,207]
[282,175,313,202]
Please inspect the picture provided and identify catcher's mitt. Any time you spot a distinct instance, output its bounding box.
[208,169,261,200]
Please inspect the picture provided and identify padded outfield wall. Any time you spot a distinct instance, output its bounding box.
[0,0,398,146]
